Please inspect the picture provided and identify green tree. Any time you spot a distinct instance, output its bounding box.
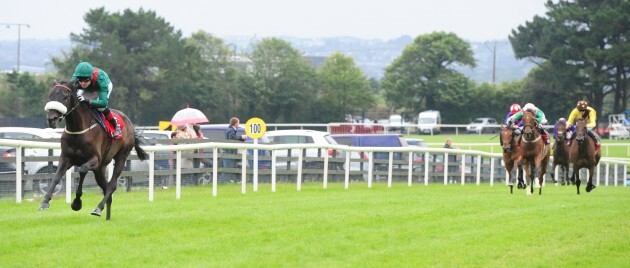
[0,71,48,117]
[241,38,316,122]
[316,52,375,122]
[510,0,629,115]
[159,31,240,124]
[51,7,187,124]
[382,32,476,122]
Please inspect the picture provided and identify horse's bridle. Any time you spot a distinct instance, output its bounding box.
[53,84,81,123]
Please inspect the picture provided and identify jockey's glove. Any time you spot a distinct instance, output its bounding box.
[78,95,90,105]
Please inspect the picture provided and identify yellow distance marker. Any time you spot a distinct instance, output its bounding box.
[245,117,266,139]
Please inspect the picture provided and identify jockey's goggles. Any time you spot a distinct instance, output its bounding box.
[77,77,91,82]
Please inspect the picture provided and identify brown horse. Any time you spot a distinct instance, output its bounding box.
[520,111,551,195]
[551,120,572,185]
[499,125,524,193]
[569,119,601,194]
[41,80,148,220]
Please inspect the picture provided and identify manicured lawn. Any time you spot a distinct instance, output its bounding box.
[1,183,628,267]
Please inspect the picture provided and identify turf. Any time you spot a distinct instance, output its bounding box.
[1,183,628,267]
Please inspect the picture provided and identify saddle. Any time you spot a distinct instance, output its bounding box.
[91,109,125,140]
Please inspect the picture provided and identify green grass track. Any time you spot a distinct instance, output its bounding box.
[1,183,628,267]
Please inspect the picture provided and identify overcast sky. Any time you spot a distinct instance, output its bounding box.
[0,0,549,42]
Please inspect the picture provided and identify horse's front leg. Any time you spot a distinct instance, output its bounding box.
[585,167,596,193]
[505,160,514,194]
[517,163,525,189]
[574,168,581,195]
[71,171,88,211]
[39,158,72,210]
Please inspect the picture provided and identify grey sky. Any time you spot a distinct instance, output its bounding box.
[0,0,548,41]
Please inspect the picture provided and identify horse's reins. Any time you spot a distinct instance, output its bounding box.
[520,120,548,155]
[53,84,98,134]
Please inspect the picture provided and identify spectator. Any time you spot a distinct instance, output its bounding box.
[226,117,246,141]
[444,138,455,149]
[174,124,195,184]
[162,131,179,189]
[175,124,192,139]
[221,117,246,182]
[444,138,459,183]
[192,123,204,139]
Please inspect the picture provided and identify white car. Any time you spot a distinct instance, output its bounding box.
[466,117,499,134]
[0,127,62,194]
[266,129,342,170]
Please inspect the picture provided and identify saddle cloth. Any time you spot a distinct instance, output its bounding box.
[96,111,125,140]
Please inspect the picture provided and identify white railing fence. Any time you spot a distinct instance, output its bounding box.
[1,138,628,204]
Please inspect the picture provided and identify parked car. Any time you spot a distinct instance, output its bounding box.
[404,138,429,166]
[404,138,427,148]
[417,110,441,134]
[388,114,407,132]
[266,129,342,170]
[0,127,62,194]
[466,117,498,134]
[330,134,409,181]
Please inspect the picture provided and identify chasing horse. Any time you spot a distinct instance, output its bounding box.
[569,119,601,195]
[551,118,572,185]
[499,125,524,194]
[42,80,148,220]
[510,107,550,195]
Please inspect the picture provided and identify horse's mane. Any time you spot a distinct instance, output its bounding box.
[53,79,72,86]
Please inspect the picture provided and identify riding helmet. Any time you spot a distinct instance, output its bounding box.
[74,62,94,78]
[577,100,588,111]
[510,103,521,114]
[522,103,537,113]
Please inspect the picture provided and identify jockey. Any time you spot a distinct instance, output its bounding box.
[552,117,567,150]
[506,103,550,145]
[504,103,523,136]
[553,118,567,140]
[565,100,601,150]
[72,62,121,138]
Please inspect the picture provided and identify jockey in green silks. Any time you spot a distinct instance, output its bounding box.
[71,62,121,138]
[506,103,550,145]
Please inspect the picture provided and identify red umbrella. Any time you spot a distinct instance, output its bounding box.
[170,106,209,126]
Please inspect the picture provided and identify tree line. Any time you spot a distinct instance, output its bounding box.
[0,1,627,126]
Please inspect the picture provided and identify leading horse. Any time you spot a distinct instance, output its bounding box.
[499,125,524,193]
[520,111,550,195]
[569,119,601,195]
[41,80,148,220]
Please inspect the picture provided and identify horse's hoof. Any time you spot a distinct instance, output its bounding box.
[39,203,50,210]
[91,207,102,217]
[586,184,596,193]
[71,199,82,211]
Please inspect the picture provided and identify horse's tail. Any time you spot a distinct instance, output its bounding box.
[133,132,149,161]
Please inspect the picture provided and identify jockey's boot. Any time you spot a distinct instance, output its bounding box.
[105,113,122,138]
[587,129,601,150]
[540,129,550,145]
[110,118,122,138]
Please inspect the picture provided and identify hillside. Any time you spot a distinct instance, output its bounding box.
[0,36,534,83]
